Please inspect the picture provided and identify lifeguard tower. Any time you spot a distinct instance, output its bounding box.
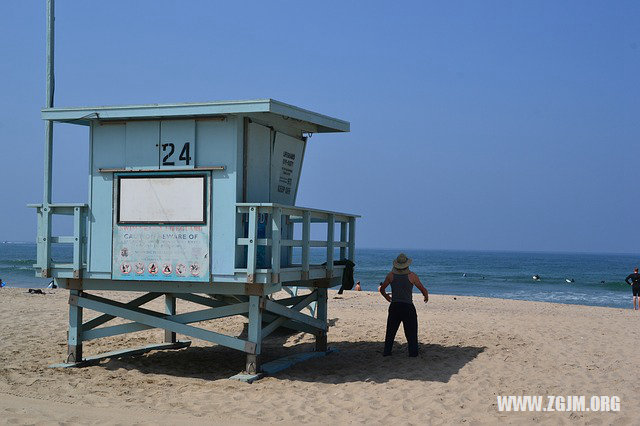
[31,99,357,376]
[31,3,357,378]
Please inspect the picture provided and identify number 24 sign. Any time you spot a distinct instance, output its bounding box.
[161,142,192,167]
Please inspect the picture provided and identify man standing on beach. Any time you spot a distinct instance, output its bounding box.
[379,253,429,357]
[625,267,640,310]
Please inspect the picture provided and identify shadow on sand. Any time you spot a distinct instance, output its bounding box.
[98,326,485,383]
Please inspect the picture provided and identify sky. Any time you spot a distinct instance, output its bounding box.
[0,1,639,254]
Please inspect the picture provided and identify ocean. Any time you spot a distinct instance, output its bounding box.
[1,242,637,309]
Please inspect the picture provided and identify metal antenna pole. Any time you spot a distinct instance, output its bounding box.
[44,0,55,203]
[41,0,55,277]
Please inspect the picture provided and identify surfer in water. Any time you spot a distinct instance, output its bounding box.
[625,267,640,310]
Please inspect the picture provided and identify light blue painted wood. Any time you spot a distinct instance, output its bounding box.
[260,348,337,376]
[50,341,191,368]
[246,207,257,279]
[196,118,239,275]
[271,207,281,282]
[42,99,350,133]
[82,292,161,331]
[89,123,125,273]
[348,217,356,262]
[228,372,263,383]
[245,122,272,202]
[68,289,83,362]
[326,214,335,277]
[247,296,262,356]
[74,293,255,353]
[264,299,326,331]
[340,222,347,260]
[83,302,250,341]
[160,120,195,169]
[164,294,177,343]
[125,121,160,169]
[72,207,82,275]
[261,291,318,338]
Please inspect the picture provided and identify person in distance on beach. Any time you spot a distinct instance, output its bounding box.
[355,281,362,291]
[379,253,429,357]
[624,267,640,310]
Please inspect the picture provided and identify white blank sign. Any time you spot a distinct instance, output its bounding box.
[119,176,205,223]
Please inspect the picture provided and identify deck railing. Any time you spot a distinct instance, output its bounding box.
[236,203,357,284]
[28,203,88,278]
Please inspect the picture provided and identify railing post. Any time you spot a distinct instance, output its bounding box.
[41,205,52,278]
[247,207,258,283]
[73,206,82,278]
[271,207,282,283]
[35,205,45,271]
[302,211,310,280]
[326,214,334,278]
[340,221,347,260]
[348,217,356,262]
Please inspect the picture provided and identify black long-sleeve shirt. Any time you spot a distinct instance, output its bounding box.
[625,273,640,286]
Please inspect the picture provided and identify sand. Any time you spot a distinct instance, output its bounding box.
[0,287,637,425]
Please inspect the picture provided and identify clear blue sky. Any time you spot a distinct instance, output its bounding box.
[1,1,639,253]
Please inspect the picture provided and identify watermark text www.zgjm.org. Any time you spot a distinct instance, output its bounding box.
[497,395,620,412]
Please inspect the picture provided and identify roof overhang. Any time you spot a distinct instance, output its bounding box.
[41,99,350,133]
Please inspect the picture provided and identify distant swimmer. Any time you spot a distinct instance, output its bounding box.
[532,274,541,281]
[625,267,640,310]
[462,273,467,277]
[565,278,575,283]
[600,280,606,284]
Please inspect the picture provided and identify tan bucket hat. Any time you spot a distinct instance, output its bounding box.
[392,253,412,274]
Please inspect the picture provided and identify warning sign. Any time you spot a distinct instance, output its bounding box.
[112,225,210,282]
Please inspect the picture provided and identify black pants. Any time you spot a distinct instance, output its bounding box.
[383,302,418,356]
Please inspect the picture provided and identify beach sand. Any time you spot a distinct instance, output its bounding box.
[0,288,637,425]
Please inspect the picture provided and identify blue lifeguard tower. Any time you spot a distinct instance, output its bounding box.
[31,2,357,377]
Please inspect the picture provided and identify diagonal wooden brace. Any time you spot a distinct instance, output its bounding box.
[74,293,256,353]
[82,292,162,332]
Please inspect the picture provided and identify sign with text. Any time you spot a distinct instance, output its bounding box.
[270,132,305,205]
[112,225,210,281]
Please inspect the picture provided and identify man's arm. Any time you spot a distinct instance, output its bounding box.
[625,274,632,285]
[410,273,429,303]
[379,272,393,303]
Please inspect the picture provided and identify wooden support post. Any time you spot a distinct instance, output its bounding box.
[315,288,328,352]
[164,294,176,343]
[68,289,83,363]
[246,295,263,374]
